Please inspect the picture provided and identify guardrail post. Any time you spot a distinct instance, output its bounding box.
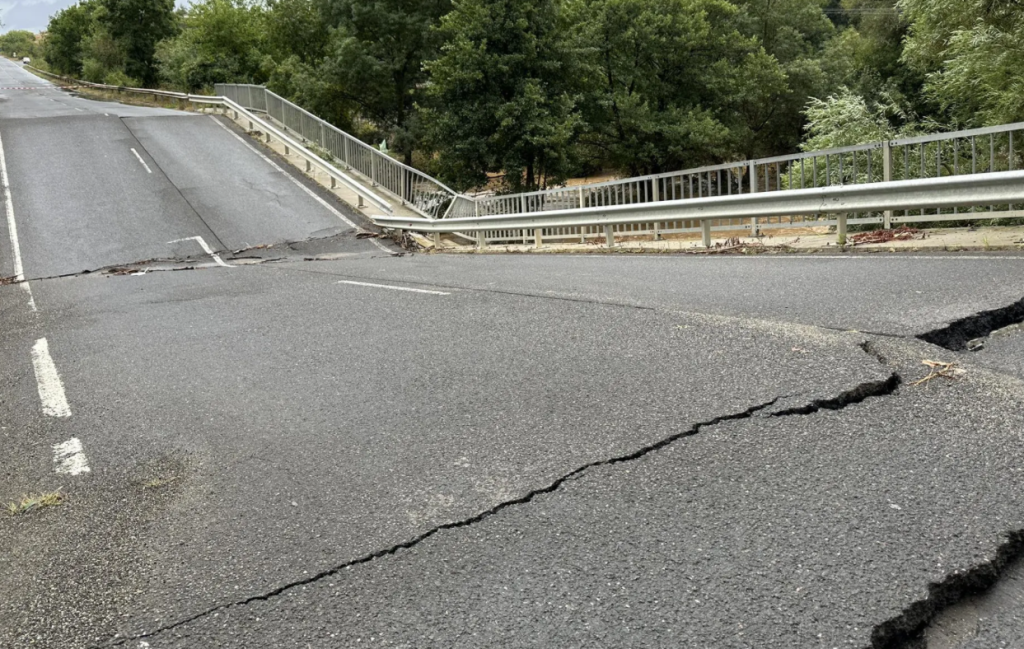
[534,228,543,247]
[477,231,486,250]
[432,232,441,248]
[305,159,312,173]
[604,225,615,248]
[330,176,337,189]
[400,169,407,205]
[883,140,893,229]
[702,220,712,248]
[837,213,848,246]
[749,161,760,236]
[578,187,584,208]
[371,154,378,186]
[520,195,526,214]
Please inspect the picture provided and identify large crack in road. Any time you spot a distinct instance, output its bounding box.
[96,340,905,648]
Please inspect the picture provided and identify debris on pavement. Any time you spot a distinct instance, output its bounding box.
[850,226,925,245]
[911,359,963,386]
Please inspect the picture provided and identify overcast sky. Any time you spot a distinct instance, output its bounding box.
[1,0,189,33]
[1,0,69,32]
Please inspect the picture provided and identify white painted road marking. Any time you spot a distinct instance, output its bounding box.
[0,126,36,311]
[168,235,233,268]
[52,438,90,475]
[208,116,396,256]
[31,338,71,417]
[337,280,450,295]
[131,148,152,173]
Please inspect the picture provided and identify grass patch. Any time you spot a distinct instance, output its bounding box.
[7,490,63,516]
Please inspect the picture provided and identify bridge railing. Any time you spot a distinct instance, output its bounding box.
[216,84,467,220]
[375,171,1024,248]
[474,122,1024,234]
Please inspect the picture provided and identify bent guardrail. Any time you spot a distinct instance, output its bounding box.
[373,170,1024,248]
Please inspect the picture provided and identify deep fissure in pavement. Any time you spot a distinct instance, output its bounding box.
[96,356,903,647]
[874,530,1024,649]
[917,295,1024,351]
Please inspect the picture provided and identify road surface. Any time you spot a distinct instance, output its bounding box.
[2,57,1024,649]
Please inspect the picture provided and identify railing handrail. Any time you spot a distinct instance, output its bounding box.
[374,170,1024,232]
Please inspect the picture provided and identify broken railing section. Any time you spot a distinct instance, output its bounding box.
[215,84,474,221]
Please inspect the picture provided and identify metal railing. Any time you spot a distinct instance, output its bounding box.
[374,170,1024,248]
[216,84,469,220]
[473,122,1024,236]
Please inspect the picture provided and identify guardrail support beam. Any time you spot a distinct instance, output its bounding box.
[432,232,441,248]
[534,228,543,247]
[883,141,893,229]
[604,225,615,248]
[837,213,848,246]
[477,232,486,250]
[702,220,712,248]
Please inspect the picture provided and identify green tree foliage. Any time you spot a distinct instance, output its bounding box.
[423,0,584,191]
[43,2,97,76]
[731,0,835,155]
[156,0,268,92]
[317,0,451,164]
[0,30,41,59]
[901,0,1024,126]
[100,0,177,85]
[571,0,788,176]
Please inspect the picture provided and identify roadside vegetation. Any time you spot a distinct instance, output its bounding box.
[25,0,1024,194]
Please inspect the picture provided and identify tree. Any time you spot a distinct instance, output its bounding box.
[0,30,40,59]
[156,0,268,92]
[901,0,1024,126]
[44,2,97,76]
[317,0,451,164]
[99,0,178,85]
[571,0,788,175]
[731,0,836,155]
[422,0,584,191]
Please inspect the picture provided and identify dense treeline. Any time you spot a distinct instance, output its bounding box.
[34,0,1024,192]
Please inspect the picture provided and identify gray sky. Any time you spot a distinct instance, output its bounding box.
[1,0,190,34]
[1,0,69,32]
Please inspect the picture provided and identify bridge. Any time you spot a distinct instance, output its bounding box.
[3,57,1024,649]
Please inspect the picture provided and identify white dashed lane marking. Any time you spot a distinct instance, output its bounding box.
[31,338,71,417]
[53,437,90,475]
[337,280,450,295]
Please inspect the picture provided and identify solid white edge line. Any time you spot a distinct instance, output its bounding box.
[131,148,152,173]
[337,280,449,295]
[168,235,233,268]
[208,115,397,256]
[31,338,71,417]
[0,126,35,311]
[53,437,90,475]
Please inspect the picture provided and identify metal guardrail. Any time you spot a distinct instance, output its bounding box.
[475,123,1024,229]
[215,83,475,220]
[373,171,1024,248]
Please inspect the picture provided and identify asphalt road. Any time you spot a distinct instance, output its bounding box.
[2,57,1024,649]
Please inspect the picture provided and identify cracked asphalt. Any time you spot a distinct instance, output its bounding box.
[2,57,1024,649]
